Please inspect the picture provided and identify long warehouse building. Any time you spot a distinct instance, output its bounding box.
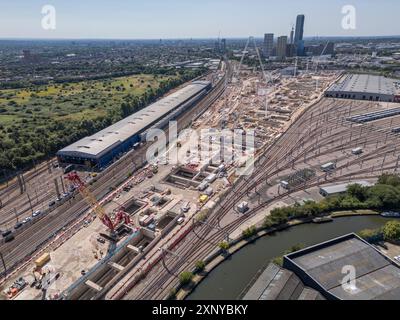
[325,73,400,102]
[57,80,211,170]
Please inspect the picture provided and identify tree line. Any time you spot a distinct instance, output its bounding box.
[0,68,205,174]
[264,173,400,229]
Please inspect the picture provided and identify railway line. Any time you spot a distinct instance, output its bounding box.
[115,97,400,300]
[0,69,229,281]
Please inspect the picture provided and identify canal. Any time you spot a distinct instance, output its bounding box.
[187,215,388,300]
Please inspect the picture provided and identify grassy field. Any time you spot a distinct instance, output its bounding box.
[0,74,175,127]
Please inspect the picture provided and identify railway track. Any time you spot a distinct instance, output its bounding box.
[0,69,229,282]
[116,97,400,300]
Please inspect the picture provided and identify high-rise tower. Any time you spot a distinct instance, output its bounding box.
[263,33,274,57]
[294,14,305,56]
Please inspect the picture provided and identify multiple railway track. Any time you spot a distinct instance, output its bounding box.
[117,98,400,300]
[0,70,228,281]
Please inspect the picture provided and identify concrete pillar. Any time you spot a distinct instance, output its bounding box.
[85,280,103,292]
[108,262,124,272]
[54,178,60,197]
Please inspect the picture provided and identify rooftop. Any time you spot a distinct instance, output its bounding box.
[57,81,210,160]
[285,233,400,300]
[327,74,400,95]
[319,181,373,196]
[241,263,325,300]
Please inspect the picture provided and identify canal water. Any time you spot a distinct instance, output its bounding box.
[187,215,388,300]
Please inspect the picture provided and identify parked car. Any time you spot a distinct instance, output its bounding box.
[32,210,42,218]
[22,217,32,224]
[4,234,14,243]
[48,201,56,208]
[2,230,12,238]
[14,222,23,230]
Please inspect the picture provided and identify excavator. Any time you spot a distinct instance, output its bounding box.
[65,172,131,233]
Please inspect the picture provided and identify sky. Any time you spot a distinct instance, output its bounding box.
[0,0,399,39]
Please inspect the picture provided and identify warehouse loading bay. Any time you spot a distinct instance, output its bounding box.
[3,68,400,300]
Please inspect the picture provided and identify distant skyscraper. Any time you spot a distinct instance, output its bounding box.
[277,36,288,60]
[288,26,295,57]
[263,33,274,57]
[294,14,305,44]
[221,38,227,53]
[294,14,305,56]
[290,27,294,45]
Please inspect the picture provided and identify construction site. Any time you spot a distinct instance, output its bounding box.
[0,47,341,299]
[3,38,400,300]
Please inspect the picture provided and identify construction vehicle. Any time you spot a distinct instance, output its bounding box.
[6,277,27,299]
[65,172,131,233]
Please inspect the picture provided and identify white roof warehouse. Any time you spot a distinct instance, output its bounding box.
[319,181,373,197]
[57,81,211,170]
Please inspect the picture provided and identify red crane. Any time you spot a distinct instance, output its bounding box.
[65,172,131,232]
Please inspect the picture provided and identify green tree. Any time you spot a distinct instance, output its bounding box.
[347,184,367,202]
[218,241,229,251]
[378,173,400,187]
[242,226,257,239]
[195,260,206,272]
[358,228,383,243]
[179,271,194,286]
[383,221,400,241]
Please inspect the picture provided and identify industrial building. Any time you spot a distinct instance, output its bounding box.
[284,234,400,300]
[347,107,400,123]
[241,263,325,300]
[57,81,211,170]
[325,74,400,102]
[319,181,372,197]
[242,234,400,300]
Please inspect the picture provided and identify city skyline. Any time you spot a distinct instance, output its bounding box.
[0,0,399,39]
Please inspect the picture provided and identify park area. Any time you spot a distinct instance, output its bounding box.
[0,69,201,172]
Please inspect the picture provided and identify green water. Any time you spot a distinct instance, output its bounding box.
[187,215,388,300]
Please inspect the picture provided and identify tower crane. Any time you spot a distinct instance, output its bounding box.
[65,172,131,233]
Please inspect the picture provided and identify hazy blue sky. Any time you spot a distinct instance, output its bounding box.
[0,0,398,39]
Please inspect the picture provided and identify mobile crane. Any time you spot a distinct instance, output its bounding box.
[65,172,131,233]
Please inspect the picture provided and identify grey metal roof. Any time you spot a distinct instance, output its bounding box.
[242,263,324,300]
[57,81,210,159]
[286,234,400,300]
[320,181,373,195]
[327,74,400,95]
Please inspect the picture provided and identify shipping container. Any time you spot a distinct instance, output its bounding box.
[203,187,214,196]
[237,202,249,213]
[198,181,209,191]
[205,173,217,183]
[352,147,363,155]
[321,162,336,172]
[280,181,289,189]
[35,252,51,268]
[139,215,149,226]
